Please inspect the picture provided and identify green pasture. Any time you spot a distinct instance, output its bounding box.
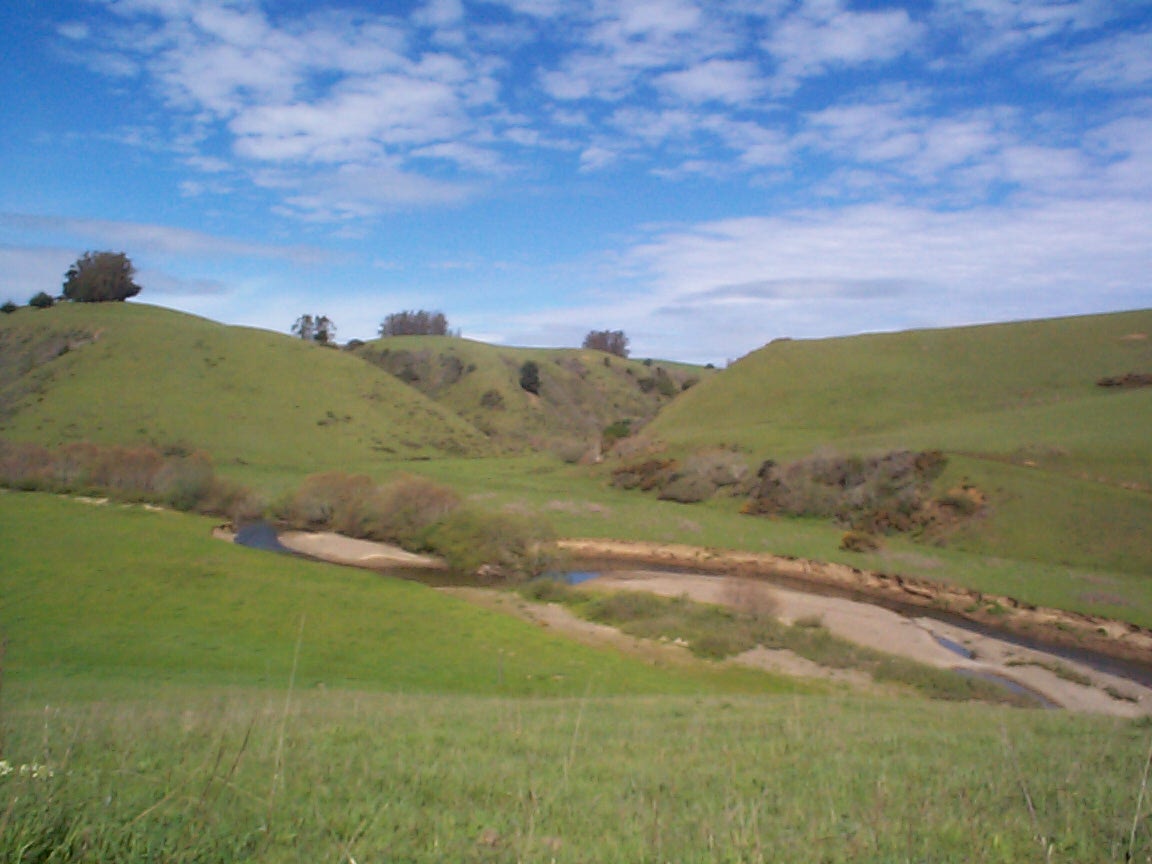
[2,687,1149,862]
[0,492,790,696]
[0,303,491,468]
[648,309,1152,468]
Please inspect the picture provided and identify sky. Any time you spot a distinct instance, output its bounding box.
[1,0,1150,364]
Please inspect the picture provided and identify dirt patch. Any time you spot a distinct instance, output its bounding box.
[580,568,1152,717]
[558,539,1152,667]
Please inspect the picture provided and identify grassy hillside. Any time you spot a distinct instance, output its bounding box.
[0,303,492,475]
[639,310,1152,576]
[353,335,708,452]
[648,310,1152,481]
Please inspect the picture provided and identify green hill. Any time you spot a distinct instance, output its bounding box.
[648,310,1152,477]
[0,303,492,477]
[640,309,1152,575]
[352,336,707,453]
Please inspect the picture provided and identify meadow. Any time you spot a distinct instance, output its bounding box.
[2,492,1152,862]
[4,687,1150,863]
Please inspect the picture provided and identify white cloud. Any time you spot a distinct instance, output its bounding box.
[614,197,1152,357]
[579,144,618,171]
[938,0,1111,59]
[657,58,765,105]
[765,0,923,91]
[274,160,479,219]
[1042,27,1152,90]
[0,212,327,264]
[230,74,468,163]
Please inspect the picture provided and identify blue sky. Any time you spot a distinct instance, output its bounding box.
[1,0,1150,363]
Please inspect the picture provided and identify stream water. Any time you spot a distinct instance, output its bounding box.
[557,562,1152,689]
[231,526,1152,691]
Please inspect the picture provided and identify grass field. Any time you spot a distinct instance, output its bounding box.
[3,687,1150,863]
[0,303,491,469]
[2,495,1151,862]
[0,492,787,697]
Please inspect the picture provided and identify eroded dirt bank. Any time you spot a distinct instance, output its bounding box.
[558,539,1152,667]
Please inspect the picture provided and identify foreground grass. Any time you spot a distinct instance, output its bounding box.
[2,686,1149,863]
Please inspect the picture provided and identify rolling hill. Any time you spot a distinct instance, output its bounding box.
[638,309,1152,576]
[0,303,493,477]
[351,335,707,452]
[645,310,1152,480]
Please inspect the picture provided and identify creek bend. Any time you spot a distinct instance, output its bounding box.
[229,524,1152,707]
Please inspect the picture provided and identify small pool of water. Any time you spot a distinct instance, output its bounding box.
[956,669,1060,709]
[562,570,601,585]
[933,634,975,660]
[234,522,293,554]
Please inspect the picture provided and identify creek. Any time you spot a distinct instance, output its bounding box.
[232,525,1152,691]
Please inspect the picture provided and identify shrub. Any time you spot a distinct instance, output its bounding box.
[601,419,633,449]
[0,440,226,513]
[519,360,540,394]
[155,451,216,511]
[518,577,575,604]
[373,474,460,547]
[840,530,882,553]
[721,580,780,621]
[0,300,17,314]
[745,449,950,533]
[480,388,505,410]
[611,458,677,491]
[658,473,716,504]
[282,472,382,535]
[425,507,556,582]
[28,292,55,309]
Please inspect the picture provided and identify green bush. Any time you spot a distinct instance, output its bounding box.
[840,530,882,553]
[519,360,540,394]
[425,506,556,581]
[658,473,716,503]
[155,451,216,511]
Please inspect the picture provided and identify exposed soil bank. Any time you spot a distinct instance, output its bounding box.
[578,568,1148,716]
[558,539,1152,669]
[215,525,447,571]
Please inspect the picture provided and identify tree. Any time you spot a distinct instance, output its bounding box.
[29,291,55,309]
[583,329,630,358]
[292,314,336,345]
[62,251,141,302]
[379,310,450,337]
[519,360,540,394]
[1,300,17,314]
